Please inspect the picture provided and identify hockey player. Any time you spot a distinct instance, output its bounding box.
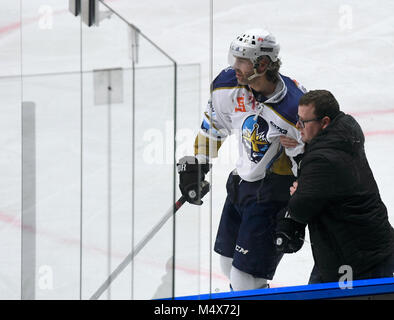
[177,29,306,291]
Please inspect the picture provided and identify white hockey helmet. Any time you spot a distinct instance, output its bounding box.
[228,28,280,66]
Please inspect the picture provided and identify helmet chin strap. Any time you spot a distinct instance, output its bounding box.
[247,65,267,81]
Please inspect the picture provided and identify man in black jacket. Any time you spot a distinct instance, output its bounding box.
[276,89,394,284]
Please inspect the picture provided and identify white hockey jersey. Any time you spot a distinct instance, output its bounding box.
[195,67,306,182]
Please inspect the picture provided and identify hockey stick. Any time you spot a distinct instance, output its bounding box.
[89,181,210,300]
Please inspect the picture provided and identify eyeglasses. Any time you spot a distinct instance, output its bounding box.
[296,114,323,128]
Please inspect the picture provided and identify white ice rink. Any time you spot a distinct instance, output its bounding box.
[0,0,393,299]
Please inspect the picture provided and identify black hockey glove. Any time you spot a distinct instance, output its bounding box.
[275,207,306,253]
[177,156,211,205]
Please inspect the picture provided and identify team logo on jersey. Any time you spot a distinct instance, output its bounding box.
[241,115,270,163]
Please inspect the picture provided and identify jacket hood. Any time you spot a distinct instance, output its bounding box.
[306,111,365,154]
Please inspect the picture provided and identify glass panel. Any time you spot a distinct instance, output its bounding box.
[81,3,133,72]
[0,0,22,300]
[21,74,81,299]
[81,1,177,300]
[173,64,203,298]
[20,0,81,75]
[0,1,21,77]
[18,0,82,299]
[81,67,134,300]
[0,77,21,299]
[132,61,175,299]
[81,2,134,300]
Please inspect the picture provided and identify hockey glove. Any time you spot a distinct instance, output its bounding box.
[177,156,211,205]
[275,207,306,253]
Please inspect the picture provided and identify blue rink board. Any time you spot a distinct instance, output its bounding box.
[174,277,394,300]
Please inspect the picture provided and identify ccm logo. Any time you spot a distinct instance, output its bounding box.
[235,245,249,255]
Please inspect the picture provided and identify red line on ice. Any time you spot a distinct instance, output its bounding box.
[0,211,226,281]
[349,109,394,136]
[364,130,394,136]
[349,108,394,117]
[0,10,67,36]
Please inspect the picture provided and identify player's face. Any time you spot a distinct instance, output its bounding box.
[232,57,255,84]
[297,104,324,143]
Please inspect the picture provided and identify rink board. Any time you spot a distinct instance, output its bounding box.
[173,277,394,300]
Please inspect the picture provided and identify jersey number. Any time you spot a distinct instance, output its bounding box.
[235,97,246,112]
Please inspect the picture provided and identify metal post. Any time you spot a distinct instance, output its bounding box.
[93,68,123,299]
[21,101,36,300]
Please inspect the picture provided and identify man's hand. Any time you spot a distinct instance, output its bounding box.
[290,181,298,196]
[279,135,299,148]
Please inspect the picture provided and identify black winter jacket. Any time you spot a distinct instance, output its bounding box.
[289,111,394,282]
